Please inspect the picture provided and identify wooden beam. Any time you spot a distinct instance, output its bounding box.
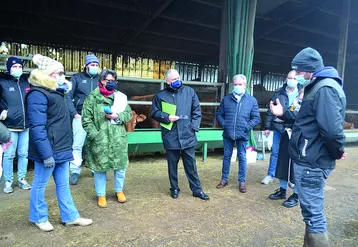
[337,0,351,80]
[143,31,219,46]
[218,0,228,84]
[191,0,222,8]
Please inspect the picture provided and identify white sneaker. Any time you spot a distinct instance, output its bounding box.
[35,221,54,232]
[261,175,274,185]
[65,217,93,227]
[3,181,13,194]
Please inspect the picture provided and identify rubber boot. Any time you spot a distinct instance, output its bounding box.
[303,226,330,247]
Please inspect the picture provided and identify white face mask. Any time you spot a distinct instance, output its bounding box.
[55,74,66,85]
[10,68,23,78]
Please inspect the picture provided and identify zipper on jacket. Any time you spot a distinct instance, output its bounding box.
[233,102,239,138]
[17,80,26,129]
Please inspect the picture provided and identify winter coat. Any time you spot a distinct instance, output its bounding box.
[151,85,201,150]
[82,88,132,172]
[0,74,30,129]
[67,70,100,117]
[0,121,11,144]
[264,83,303,133]
[289,67,346,169]
[216,92,260,141]
[26,69,74,163]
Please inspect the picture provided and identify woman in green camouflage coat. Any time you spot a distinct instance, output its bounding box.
[82,69,132,208]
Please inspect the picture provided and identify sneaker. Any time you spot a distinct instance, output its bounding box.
[18,178,31,190]
[35,221,54,232]
[268,187,286,200]
[3,181,13,194]
[282,193,299,208]
[65,217,93,227]
[70,173,80,185]
[261,175,274,185]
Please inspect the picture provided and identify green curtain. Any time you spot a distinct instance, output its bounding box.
[226,0,257,148]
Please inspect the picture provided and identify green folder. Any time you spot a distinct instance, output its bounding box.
[161,101,177,130]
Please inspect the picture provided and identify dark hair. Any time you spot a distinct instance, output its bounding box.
[99,69,117,81]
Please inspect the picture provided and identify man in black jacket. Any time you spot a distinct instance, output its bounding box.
[0,57,31,193]
[271,47,346,247]
[67,54,100,185]
[151,69,209,200]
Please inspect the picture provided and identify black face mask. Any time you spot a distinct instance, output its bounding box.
[105,81,117,91]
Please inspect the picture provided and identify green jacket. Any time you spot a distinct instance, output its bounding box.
[82,88,132,172]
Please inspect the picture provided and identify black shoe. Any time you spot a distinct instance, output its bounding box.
[193,191,209,201]
[282,193,299,208]
[268,187,287,200]
[170,189,180,199]
[70,174,80,185]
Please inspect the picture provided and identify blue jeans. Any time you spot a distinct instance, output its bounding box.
[70,118,87,175]
[29,161,80,223]
[279,179,297,193]
[94,169,126,196]
[267,130,282,177]
[221,137,247,183]
[3,130,29,183]
[294,162,333,233]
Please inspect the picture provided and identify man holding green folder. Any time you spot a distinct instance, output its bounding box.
[151,69,209,201]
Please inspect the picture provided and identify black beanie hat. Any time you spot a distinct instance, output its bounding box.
[6,57,23,72]
[291,47,324,73]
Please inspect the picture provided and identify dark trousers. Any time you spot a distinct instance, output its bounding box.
[166,147,202,194]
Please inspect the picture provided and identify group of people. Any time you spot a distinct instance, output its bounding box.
[0,47,346,247]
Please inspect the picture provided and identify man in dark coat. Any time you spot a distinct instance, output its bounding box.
[216,74,260,193]
[151,69,209,200]
[271,47,346,247]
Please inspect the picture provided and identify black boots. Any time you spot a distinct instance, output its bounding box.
[303,226,330,247]
[283,193,299,208]
[269,187,286,200]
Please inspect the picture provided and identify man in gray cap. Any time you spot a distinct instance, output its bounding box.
[270,47,346,247]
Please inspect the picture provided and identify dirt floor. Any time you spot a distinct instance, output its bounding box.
[0,147,357,247]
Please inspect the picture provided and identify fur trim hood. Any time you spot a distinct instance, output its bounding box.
[29,69,72,93]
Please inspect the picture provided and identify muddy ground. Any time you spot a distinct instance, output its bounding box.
[0,148,357,247]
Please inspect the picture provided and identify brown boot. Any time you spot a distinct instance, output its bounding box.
[303,226,330,247]
[216,180,228,189]
[98,196,107,208]
[239,183,247,193]
[116,192,127,203]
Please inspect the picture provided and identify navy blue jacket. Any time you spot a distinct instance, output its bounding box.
[289,67,346,169]
[0,74,30,129]
[217,92,260,141]
[151,85,201,150]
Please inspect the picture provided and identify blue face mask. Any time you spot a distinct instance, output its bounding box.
[105,81,117,91]
[88,66,99,76]
[233,85,245,95]
[287,79,298,88]
[296,74,311,87]
[10,68,23,78]
[170,80,182,89]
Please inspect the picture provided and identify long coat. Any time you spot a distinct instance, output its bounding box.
[82,88,132,172]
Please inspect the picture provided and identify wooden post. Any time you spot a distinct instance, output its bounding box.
[218,0,228,92]
[337,0,351,80]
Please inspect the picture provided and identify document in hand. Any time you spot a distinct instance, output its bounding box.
[160,101,177,130]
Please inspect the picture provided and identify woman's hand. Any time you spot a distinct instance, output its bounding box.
[106,113,119,120]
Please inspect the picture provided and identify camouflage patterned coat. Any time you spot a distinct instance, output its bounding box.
[82,88,132,172]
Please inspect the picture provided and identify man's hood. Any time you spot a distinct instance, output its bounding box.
[312,66,343,86]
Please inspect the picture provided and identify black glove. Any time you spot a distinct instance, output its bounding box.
[44,156,55,168]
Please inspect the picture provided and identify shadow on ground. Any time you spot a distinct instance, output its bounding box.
[0,148,357,247]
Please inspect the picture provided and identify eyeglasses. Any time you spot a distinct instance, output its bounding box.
[104,79,117,83]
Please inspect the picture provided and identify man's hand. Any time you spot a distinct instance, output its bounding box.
[74,114,81,119]
[106,113,119,120]
[339,152,348,160]
[264,130,270,137]
[169,115,180,122]
[270,98,284,117]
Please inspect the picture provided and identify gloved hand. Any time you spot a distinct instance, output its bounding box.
[44,156,55,168]
[104,106,113,115]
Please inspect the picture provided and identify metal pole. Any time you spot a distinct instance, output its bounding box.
[337,0,351,80]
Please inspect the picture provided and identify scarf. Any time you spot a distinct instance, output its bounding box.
[99,82,114,98]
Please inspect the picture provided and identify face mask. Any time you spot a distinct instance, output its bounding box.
[55,74,66,85]
[287,79,298,88]
[296,74,311,87]
[233,85,245,95]
[105,81,117,91]
[88,66,99,76]
[10,68,23,78]
[170,80,182,89]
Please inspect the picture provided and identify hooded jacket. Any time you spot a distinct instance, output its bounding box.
[67,69,100,117]
[289,67,346,169]
[0,74,30,129]
[26,69,73,163]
